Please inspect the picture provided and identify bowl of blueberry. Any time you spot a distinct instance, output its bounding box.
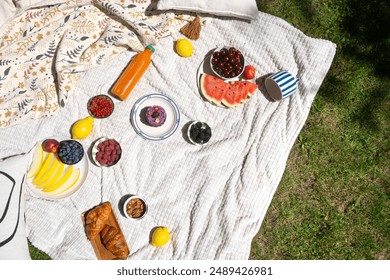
[187,121,212,146]
[210,46,245,80]
[57,140,84,165]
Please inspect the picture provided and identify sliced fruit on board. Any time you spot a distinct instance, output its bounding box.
[27,144,45,179]
[35,160,65,190]
[42,165,74,193]
[32,152,57,186]
[221,84,241,108]
[199,73,258,108]
[200,74,227,105]
[33,154,61,187]
[233,80,258,102]
[44,168,80,195]
[222,82,249,107]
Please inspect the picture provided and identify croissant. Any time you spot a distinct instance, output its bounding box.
[85,202,111,239]
[100,224,129,260]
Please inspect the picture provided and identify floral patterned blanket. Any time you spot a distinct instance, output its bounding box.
[0,0,188,127]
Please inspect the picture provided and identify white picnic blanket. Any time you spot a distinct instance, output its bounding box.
[0,1,336,259]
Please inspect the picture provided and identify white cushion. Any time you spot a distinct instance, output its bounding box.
[0,153,31,260]
[156,0,259,21]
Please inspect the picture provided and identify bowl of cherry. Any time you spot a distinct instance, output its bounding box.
[210,46,245,80]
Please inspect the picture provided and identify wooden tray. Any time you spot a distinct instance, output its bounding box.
[82,202,129,260]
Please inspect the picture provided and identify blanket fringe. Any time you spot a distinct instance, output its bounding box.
[180,15,201,40]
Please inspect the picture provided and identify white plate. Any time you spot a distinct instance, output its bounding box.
[196,47,246,108]
[130,94,180,141]
[26,139,89,200]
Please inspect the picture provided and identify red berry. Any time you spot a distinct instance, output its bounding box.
[88,95,113,118]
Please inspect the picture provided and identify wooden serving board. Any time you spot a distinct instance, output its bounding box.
[81,202,129,260]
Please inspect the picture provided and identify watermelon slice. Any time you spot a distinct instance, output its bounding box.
[200,74,226,105]
[200,73,258,108]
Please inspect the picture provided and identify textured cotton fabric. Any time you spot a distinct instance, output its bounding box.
[0,2,336,259]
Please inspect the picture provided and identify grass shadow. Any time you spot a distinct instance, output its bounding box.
[341,0,390,77]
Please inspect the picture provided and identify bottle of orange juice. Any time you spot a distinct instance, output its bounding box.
[111,45,155,101]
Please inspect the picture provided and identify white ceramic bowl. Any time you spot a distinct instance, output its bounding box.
[123,195,148,220]
[91,137,122,167]
[210,46,245,80]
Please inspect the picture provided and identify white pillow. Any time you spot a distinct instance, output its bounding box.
[156,0,259,21]
[0,153,31,260]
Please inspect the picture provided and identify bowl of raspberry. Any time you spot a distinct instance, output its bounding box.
[91,137,122,167]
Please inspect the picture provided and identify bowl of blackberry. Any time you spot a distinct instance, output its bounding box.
[210,46,245,80]
[57,140,84,165]
[187,121,212,146]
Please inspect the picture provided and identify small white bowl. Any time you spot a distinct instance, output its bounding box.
[123,195,148,220]
[91,137,122,167]
[210,46,245,80]
[187,121,212,146]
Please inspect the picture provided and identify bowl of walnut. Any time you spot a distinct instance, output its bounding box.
[123,195,148,220]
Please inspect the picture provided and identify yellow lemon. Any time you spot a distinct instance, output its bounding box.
[175,39,193,57]
[71,116,94,139]
[151,227,170,247]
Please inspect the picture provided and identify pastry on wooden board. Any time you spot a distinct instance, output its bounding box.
[100,224,130,260]
[83,201,130,260]
[84,201,111,239]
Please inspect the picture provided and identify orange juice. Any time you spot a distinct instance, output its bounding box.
[111,45,155,101]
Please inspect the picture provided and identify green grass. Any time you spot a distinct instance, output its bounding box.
[250,0,389,259]
[28,0,389,260]
[28,241,51,260]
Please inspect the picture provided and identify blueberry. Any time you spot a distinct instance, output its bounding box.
[58,140,84,165]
